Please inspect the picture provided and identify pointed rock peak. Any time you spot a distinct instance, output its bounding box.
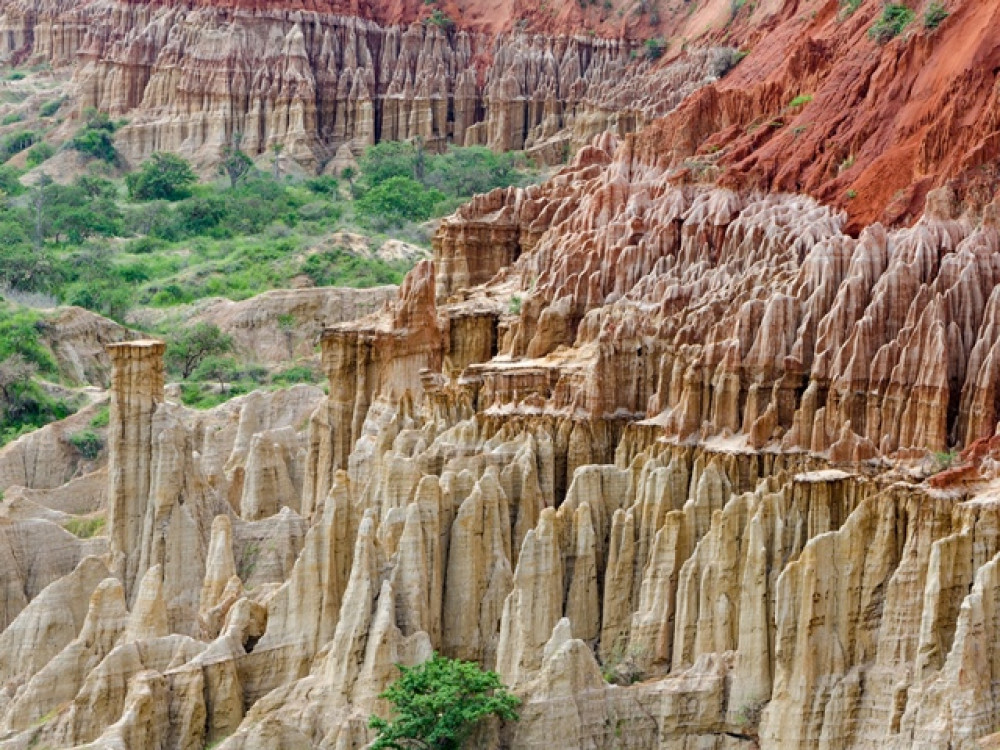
[542,617,574,662]
[79,578,129,651]
[126,564,168,642]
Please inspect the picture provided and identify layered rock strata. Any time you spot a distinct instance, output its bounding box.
[0,0,735,166]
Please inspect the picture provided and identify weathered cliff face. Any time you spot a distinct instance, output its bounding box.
[435,134,1000,465]
[2,226,998,749]
[0,0,739,168]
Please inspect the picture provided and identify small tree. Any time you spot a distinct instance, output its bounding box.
[221,133,253,189]
[369,653,520,750]
[165,323,233,378]
[71,108,118,163]
[192,354,241,393]
[126,153,197,201]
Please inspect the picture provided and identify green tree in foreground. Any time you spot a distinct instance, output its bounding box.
[369,654,520,750]
[126,152,197,201]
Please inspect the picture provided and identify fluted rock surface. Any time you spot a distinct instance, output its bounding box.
[2,3,1000,745]
[0,0,735,167]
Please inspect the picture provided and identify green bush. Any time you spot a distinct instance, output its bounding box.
[126,153,197,201]
[1,129,36,161]
[25,142,55,167]
[355,175,444,226]
[1,113,23,125]
[166,322,234,378]
[359,141,421,187]
[71,109,118,162]
[0,165,23,195]
[644,38,666,60]
[305,174,338,194]
[0,307,57,374]
[71,128,116,162]
[923,1,948,28]
[369,654,520,750]
[67,429,104,459]
[89,405,110,428]
[270,363,319,386]
[423,147,525,198]
[38,98,65,117]
[869,3,915,42]
[0,353,75,446]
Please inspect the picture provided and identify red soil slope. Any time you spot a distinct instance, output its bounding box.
[638,0,1000,231]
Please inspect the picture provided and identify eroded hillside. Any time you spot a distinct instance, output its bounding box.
[0,0,999,748]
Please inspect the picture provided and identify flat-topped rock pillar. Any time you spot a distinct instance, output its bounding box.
[106,340,165,601]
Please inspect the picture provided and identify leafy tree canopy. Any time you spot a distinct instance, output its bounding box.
[165,322,233,378]
[126,153,198,201]
[369,654,520,750]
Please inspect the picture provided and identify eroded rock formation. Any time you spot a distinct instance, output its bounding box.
[0,0,738,168]
[2,1,1000,746]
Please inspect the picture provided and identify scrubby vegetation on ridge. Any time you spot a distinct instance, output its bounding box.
[0,128,539,323]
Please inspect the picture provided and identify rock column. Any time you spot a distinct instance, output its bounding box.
[106,340,165,601]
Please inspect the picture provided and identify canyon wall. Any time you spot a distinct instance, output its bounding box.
[0,0,736,167]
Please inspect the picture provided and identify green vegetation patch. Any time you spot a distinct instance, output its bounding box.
[64,515,106,538]
[369,654,520,750]
[869,3,915,42]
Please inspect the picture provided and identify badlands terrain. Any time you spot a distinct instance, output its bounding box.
[0,0,1000,748]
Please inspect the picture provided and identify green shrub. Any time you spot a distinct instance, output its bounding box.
[305,174,338,194]
[7,71,24,81]
[869,3,915,42]
[71,109,118,162]
[71,128,116,162]
[1,113,23,125]
[0,353,75,446]
[166,322,234,378]
[644,38,666,60]
[63,279,134,321]
[270,364,319,386]
[1,129,36,160]
[368,654,520,750]
[923,1,948,27]
[355,175,443,226]
[423,146,526,198]
[0,165,23,195]
[427,8,454,27]
[300,248,406,288]
[839,0,863,15]
[359,141,421,186]
[25,142,54,167]
[89,405,109,428]
[126,153,197,201]
[0,307,57,374]
[67,429,104,459]
[38,98,65,117]
[788,94,813,108]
